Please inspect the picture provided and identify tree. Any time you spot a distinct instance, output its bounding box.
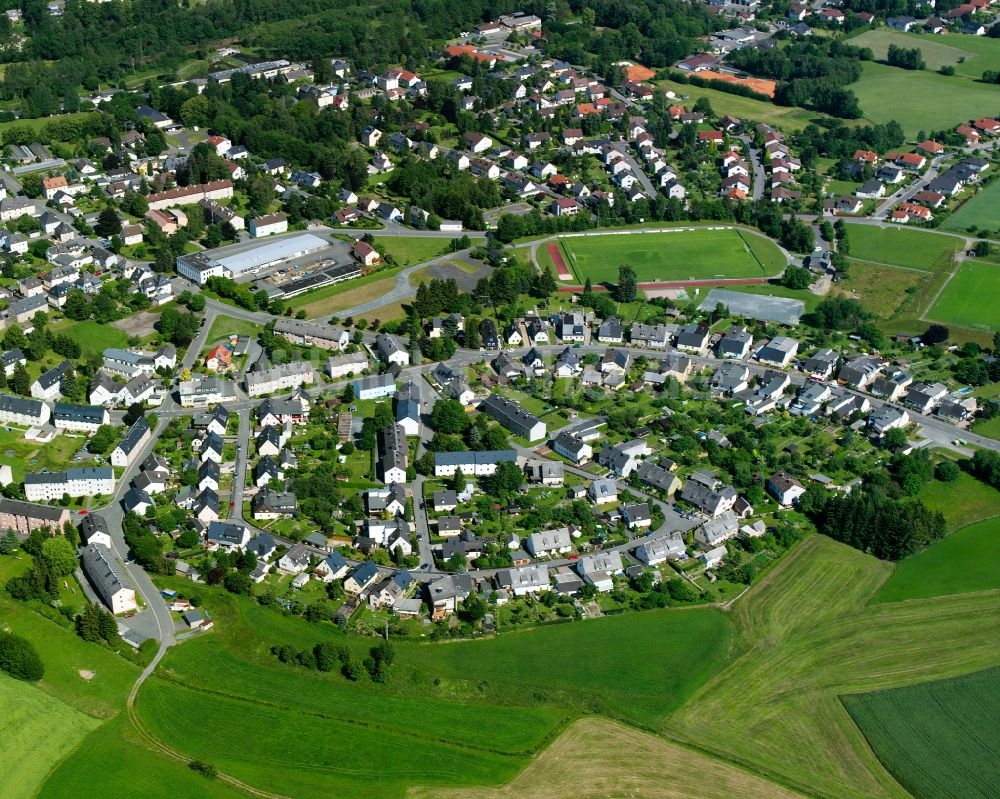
[614,264,637,303]
[95,208,122,238]
[88,425,117,455]
[123,403,145,427]
[430,399,469,434]
[883,428,908,450]
[533,265,557,297]
[63,290,91,321]
[0,632,44,681]
[780,265,812,289]
[10,362,30,395]
[41,536,77,576]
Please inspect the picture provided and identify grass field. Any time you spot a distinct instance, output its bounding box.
[844,224,960,271]
[1,675,101,799]
[916,472,1000,532]
[842,666,1000,799]
[833,260,925,319]
[926,260,1000,330]
[55,320,130,354]
[373,235,483,267]
[287,267,403,316]
[205,314,263,344]
[666,535,1000,799]
[132,581,733,799]
[943,180,1000,233]
[656,78,823,131]
[553,229,785,284]
[849,28,1000,80]
[851,61,1000,137]
[972,415,1000,440]
[876,518,1000,604]
[39,717,247,799]
[413,718,808,799]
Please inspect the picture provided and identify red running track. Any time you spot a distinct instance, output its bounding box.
[546,242,574,280]
[556,277,770,292]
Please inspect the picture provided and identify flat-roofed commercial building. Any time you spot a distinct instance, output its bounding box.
[177,233,330,285]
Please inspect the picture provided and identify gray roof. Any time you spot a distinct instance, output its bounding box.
[434,450,517,468]
[0,393,47,419]
[0,497,67,521]
[34,360,72,391]
[115,417,150,456]
[81,544,130,604]
[53,403,105,424]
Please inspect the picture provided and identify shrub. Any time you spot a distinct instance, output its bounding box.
[0,632,44,681]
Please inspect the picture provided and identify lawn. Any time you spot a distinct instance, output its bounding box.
[656,77,823,131]
[943,178,1000,234]
[54,320,130,354]
[851,61,1000,137]
[876,518,1000,604]
[1,675,101,799]
[833,260,926,319]
[844,224,960,271]
[0,428,88,484]
[205,314,263,344]
[373,235,483,267]
[849,28,1000,79]
[555,228,785,284]
[666,535,1000,799]
[926,259,1000,331]
[842,666,1000,799]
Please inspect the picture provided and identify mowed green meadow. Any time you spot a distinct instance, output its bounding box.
[843,666,1000,799]
[928,260,1000,330]
[943,180,1000,233]
[849,29,1000,78]
[844,223,960,271]
[557,228,785,284]
[130,582,734,799]
[877,517,1000,603]
[1,675,100,799]
[38,716,247,799]
[851,61,1000,138]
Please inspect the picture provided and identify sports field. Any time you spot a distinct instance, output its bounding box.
[843,666,1000,799]
[876,518,1000,604]
[2,675,101,799]
[666,535,1000,799]
[851,62,1000,138]
[927,260,1000,330]
[844,223,960,271]
[551,229,786,284]
[944,180,1000,233]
